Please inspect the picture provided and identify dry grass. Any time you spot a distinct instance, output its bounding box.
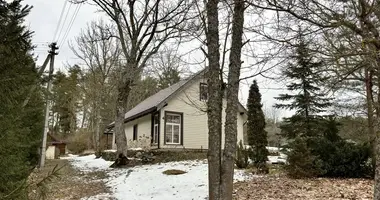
[28,159,113,200]
[162,169,187,175]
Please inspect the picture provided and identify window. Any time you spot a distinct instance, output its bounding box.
[133,124,138,141]
[153,114,159,144]
[165,112,182,144]
[200,83,208,101]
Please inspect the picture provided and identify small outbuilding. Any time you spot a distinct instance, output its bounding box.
[46,133,67,158]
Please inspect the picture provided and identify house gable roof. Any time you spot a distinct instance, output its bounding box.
[106,68,207,129]
[106,68,248,130]
[124,68,207,121]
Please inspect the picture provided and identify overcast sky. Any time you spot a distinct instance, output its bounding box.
[25,0,291,119]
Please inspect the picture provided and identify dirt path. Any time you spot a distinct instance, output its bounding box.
[28,159,113,200]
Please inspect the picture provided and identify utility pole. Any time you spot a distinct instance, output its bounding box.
[39,42,58,168]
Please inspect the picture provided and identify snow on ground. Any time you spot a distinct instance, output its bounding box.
[81,193,114,200]
[103,149,117,152]
[69,155,113,172]
[267,156,287,164]
[67,155,254,200]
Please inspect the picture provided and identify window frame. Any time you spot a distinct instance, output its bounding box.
[199,82,208,101]
[133,124,138,141]
[164,111,183,145]
[153,113,159,144]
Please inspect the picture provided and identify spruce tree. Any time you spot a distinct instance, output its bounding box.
[246,80,268,171]
[275,36,332,139]
[275,35,333,177]
[52,66,81,135]
[0,0,44,198]
[158,67,181,89]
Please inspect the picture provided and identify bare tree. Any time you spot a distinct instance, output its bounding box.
[81,0,193,165]
[147,46,185,89]
[204,0,223,198]
[221,0,246,198]
[204,0,246,199]
[70,19,121,153]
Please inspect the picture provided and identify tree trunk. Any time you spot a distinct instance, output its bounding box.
[220,0,245,199]
[94,113,101,155]
[112,68,132,166]
[205,0,222,199]
[364,67,376,170]
[372,46,380,199]
[374,61,380,199]
[81,104,87,129]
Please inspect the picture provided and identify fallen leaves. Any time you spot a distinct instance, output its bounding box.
[233,175,373,200]
[162,169,187,175]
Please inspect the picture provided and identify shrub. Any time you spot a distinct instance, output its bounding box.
[235,140,249,169]
[309,138,372,178]
[67,129,91,154]
[151,150,207,163]
[285,136,372,178]
[285,137,321,178]
[101,150,117,161]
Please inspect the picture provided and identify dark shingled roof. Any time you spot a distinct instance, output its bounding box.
[106,68,207,129]
[105,68,247,132]
[124,79,188,120]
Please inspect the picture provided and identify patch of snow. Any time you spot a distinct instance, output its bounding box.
[69,157,253,200]
[81,193,114,200]
[266,146,280,152]
[129,147,143,151]
[104,149,117,152]
[267,156,287,164]
[69,155,113,172]
[60,154,79,160]
[106,160,252,200]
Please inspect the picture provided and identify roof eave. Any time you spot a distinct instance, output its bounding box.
[105,106,157,130]
[123,106,157,123]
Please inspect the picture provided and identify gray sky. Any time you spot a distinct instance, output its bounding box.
[25,0,291,119]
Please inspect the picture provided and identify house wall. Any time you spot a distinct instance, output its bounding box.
[159,77,208,149]
[124,114,152,149]
[159,77,247,149]
[46,145,59,159]
[111,77,247,150]
[111,115,152,150]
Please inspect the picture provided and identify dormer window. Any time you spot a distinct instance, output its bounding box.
[200,83,208,101]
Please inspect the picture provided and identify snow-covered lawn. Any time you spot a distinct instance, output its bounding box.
[66,155,253,200]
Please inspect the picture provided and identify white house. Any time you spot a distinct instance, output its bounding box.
[105,68,247,150]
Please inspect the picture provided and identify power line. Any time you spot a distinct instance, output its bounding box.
[52,0,68,42]
[59,4,81,48]
[56,1,73,43]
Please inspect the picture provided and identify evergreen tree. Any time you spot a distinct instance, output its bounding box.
[158,67,180,89]
[0,0,44,198]
[52,66,81,135]
[275,36,332,139]
[273,36,372,178]
[246,80,268,171]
